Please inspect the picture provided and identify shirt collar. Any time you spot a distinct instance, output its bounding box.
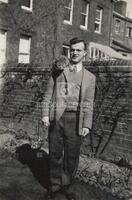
[69,63,83,72]
[75,63,83,72]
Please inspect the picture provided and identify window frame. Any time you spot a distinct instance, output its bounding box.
[63,0,74,25]
[0,30,7,66]
[18,35,31,64]
[62,44,70,58]
[89,47,108,61]
[94,7,103,34]
[80,2,89,30]
[126,27,132,38]
[21,0,33,12]
[114,19,121,35]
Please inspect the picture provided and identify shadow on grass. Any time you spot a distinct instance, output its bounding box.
[16,144,50,191]
[16,144,124,200]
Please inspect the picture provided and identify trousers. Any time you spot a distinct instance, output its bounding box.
[48,111,82,192]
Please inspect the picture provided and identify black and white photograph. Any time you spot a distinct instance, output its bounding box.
[0,0,132,200]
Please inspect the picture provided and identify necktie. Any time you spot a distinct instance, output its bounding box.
[70,65,77,72]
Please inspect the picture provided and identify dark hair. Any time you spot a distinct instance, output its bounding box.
[70,37,87,50]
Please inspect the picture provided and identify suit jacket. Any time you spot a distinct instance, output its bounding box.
[42,66,96,135]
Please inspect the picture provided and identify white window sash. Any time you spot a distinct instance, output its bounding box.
[92,48,95,59]
[0,31,7,66]
[63,0,74,25]
[21,0,33,12]
[126,27,132,37]
[115,20,121,34]
[94,8,102,33]
[18,54,30,63]
[18,37,31,64]
[126,28,129,37]
[80,3,89,30]
[130,29,132,37]
[89,46,109,60]
[89,47,92,59]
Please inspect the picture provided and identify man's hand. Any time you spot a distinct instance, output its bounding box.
[42,116,50,127]
[80,128,90,137]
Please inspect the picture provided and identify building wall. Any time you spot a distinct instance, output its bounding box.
[0,0,35,66]
[124,19,132,48]
[112,9,132,57]
[0,0,115,70]
[112,14,126,45]
[31,0,60,67]
[57,0,113,52]
[114,0,127,16]
[0,0,60,69]
[112,13,132,46]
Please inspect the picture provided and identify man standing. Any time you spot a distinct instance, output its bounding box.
[42,38,96,199]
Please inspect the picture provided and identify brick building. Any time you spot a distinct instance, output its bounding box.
[111,0,132,59]
[0,0,119,72]
[0,0,131,165]
[57,0,117,60]
[0,0,58,69]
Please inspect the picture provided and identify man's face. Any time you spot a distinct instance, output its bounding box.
[70,42,86,64]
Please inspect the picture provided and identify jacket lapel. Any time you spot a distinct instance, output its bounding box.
[81,67,89,99]
[63,67,70,80]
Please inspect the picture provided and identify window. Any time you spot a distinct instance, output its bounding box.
[0,30,7,67]
[89,47,108,61]
[114,19,121,34]
[94,7,103,33]
[126,27,132,38]
[80,1,89,30]
[21,0,33,11]
[0,0,8,3]
[18,35,31,63]
[64,0,74,25]
[62,45,70,58]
